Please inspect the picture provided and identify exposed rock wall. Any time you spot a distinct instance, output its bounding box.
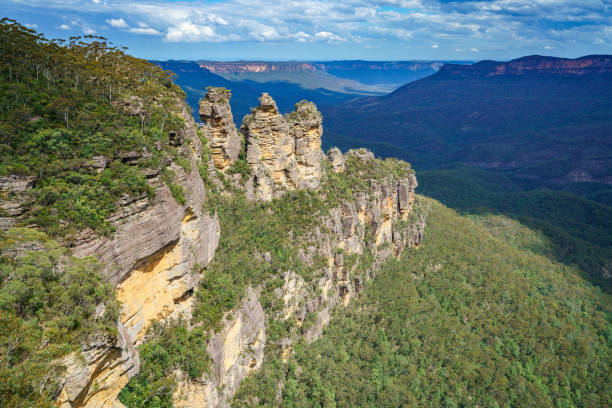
[199,88,242,170]
[56,101,220,408]
[242,94,324,200]
[288,101,324,190]
[173,148,424,407]
[0,175,35,231]
[56,91,423,408]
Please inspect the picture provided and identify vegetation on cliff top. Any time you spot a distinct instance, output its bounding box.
[234,198,611,408]
[0,20,182,407]
[0,18,187,238]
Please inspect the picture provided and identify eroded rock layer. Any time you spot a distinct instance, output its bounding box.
[242,94,324,200]
[199,87,242,170]
[56,101,220,408]
[171,149,424,408]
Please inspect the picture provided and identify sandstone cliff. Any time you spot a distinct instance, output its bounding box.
[55,101,220,408]
[242,93,324,200]
[51,90,424,408]
[199,88,242,170]
[169,139,424,407]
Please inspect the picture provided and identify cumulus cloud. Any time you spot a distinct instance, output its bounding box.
[5,0,612,56]
[106,18,128,28]
[315,31,346,42]
[59,24,70,30]
[165,21,225,42]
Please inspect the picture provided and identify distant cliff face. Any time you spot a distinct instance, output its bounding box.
[199,60,448,76]
[199,61,319,74]
[438,55,612,77]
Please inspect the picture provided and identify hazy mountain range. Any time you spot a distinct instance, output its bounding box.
[154,59,469,120]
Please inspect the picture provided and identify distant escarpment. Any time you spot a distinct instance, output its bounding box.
[438,55,612,78]
[321,54,612,188]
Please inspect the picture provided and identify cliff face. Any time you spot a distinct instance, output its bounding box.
[54,89,424,408]
[168,118,423,406]
[199,88,242,170]
[242,93,324,200]
[55,102,220,408]
[438,55,612,78]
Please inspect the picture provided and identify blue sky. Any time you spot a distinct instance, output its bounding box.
[3,0,611,60]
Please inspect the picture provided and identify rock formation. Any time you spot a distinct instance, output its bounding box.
[0,175,35,231]
[168,139,423,406]
[287,100,325,190]
[327,147,345,173]
[55,101,220,408]
[199,87,242,170]
[242,94,324,200]
[52,92,423,408]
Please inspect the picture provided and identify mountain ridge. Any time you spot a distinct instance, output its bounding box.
[437,54,612,78]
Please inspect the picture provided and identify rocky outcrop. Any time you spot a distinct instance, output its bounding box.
[171,288,265,408]
[55,326,137,408]
[327,147,345,173]
[285,172,423,340]
[56,101,220,408]
[199,87,241,170]
[287,101,325,190]
[242,94,324,200]
[175,148,424,407]
[0,175,35,230]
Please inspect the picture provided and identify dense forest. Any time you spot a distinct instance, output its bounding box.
[417,165,612,292]
[0,18,187,238]
[234,198,611,407]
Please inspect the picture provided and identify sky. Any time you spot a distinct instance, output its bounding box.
[3,0,612,61]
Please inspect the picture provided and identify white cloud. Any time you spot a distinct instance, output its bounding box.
[165,21,220,42]
[106,18,128,28]
[315,31,346,42]
[59,24,70,30]
[5,0,612,56]
[129,27,161,35]
[432,43,439,48]
[25,23,38,28]
[292,31,312,42]
[208,14,228,26]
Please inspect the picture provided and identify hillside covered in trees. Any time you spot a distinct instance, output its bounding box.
[234,198,611,408]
